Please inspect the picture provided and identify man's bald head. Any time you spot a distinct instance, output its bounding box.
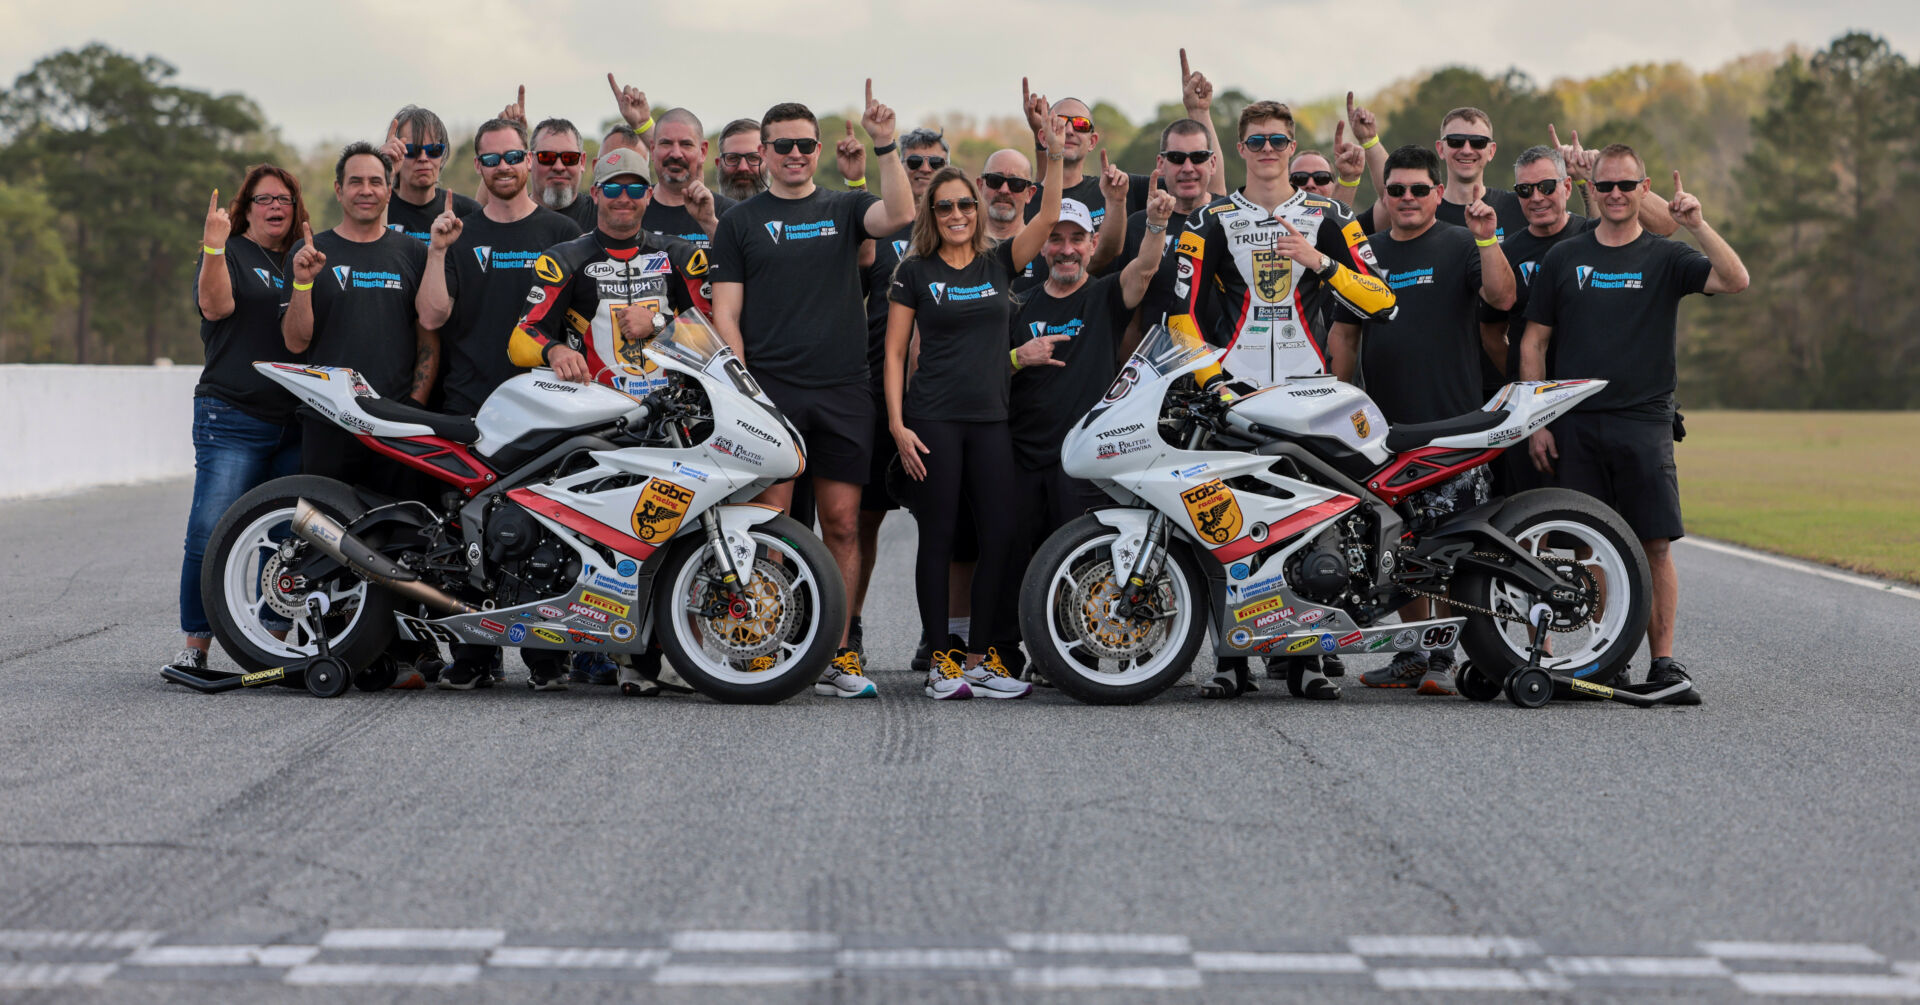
[984,148,1031,176]
[981,148,1036,227]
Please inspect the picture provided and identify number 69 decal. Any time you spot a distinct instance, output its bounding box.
[1421,625,1458,650]
[1102,364,1141,403]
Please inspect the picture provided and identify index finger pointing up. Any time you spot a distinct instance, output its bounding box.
[1180,48,1191,80]
[386,118,399,143]
[302,221,313,245]
[209,188,220,213]
[1100,149,1110,173]
[607,72,620,98]
[1346,90,1355,118]
[445,189,454,214]
[846,120,854,137]
[1672,169,1684,194]
[1548,123,1561,149]
[865,78,874,106]
[1334,120,1345,146]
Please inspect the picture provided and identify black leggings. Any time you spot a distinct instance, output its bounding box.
[910,419,1016,652]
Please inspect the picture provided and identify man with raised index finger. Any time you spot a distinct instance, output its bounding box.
[381,106,481,243]
[644,107,732,249]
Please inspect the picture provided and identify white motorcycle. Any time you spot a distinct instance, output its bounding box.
[200,309,846,703]
[1018,322,1652,707]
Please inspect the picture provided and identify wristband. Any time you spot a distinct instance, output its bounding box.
[292,279,314,291]
[1360,136,1380,150]
[1145,221,1167,234]
[1475,236,1499,247]
[1336,176,1361,188]
[845,177,866,188]
[1009,348,1022,371]
[636,116,655,135]
[872,141,896,157]
[1574,179,1588,187]
[202,245,225,256]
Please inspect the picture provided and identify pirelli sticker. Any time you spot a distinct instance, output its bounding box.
[533,254,564,284]
[1180,479,1243,545]
[631,478,695,543]
[1175,231,1204,257]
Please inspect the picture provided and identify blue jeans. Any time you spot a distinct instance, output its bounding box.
[179,396,301,636]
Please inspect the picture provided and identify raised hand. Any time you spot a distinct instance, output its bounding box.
[607,73,649,129]
[1016,333,1072,369]
[499,84,527,125]
[1042,96,1066,156]
[686,179,718,226]
[1099,149,1128,202]
[428,190,462,251]
[1180,49,1213,115]
[1346,91,1379,144]
[1550,124,1590,181]
[380,118,406,168]
[1464,198,1499,241]
[291,222,326,285]
[1668,169,1704,229]
[203,189,231,250]
[859,78,896,148]
[1145,183,1176,229]
[1022,76,1048,139]
[1272,217,1321,268]
[1333,120,1364,181]
[835,120,866,182]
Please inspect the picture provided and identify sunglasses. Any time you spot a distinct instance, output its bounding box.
[476,149,528,167]
[904,155,947,171]
[981,173,1037,193]
[1512,178,1562,198]
[1592,178,1644,193]
[1161,150,1212,166]
[720,152,763,168]
[1242,133,1292,151]
[1384,183,1435,198]
[533,150,584,166]
[598,181,651,200]
[249,193,295,206]
[404,143,447,159]
[768,138,820,155]
[1290,171,1334,187]
[933,197,978,215]
[1442,133,1492,150]
[1056,115,1094,133]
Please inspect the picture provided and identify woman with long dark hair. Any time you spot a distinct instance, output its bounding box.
[885,112,1064,699]
[162,165,312,678]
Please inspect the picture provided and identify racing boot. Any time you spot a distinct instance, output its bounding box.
[1201,656,1257,699]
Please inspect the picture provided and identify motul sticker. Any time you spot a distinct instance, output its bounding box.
[1180,479,1243,545]
[568,602,610,624]
[632,478,695,543]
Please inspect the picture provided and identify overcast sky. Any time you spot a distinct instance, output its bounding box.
[2,1,1913,147]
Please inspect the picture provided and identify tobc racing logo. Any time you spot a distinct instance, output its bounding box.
[631,479,695,543]
[1180,479,1243,546]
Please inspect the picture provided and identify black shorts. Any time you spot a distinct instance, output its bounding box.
[753,372,874,487]
[862,381,899,512]
[1551,410,1684,542]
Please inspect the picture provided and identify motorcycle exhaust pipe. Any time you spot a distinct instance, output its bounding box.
[291,498,476,615]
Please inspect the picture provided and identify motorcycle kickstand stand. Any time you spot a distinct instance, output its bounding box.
[1499,603,1558,708]
[296,594,353,698]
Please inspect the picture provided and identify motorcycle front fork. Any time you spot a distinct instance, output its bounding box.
[1112,425,1206,618]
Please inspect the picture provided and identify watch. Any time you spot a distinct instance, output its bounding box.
[1317,253,1335,275]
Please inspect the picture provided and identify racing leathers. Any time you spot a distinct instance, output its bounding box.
[1168,189,1396,385]
[508,229,713,382]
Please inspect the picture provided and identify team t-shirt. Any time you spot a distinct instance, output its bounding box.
[387,188,482,244]
[864,223,914,381]
[1526,229,1713,418]
[194,236,301,424]
[1025,172,1149,232]
[282,229,427,399]
[1009,273,1132,469]
[1482,214,1597,376]
[1436,188,1527,242]
[439,207,583,414]
[1359,221,1485,425]
[709,187,880,388]
[554,195,597,233]
[644,193,737,249]
[888,241,1019,423]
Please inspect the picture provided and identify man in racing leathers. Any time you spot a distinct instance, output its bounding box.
[1164,100,1398,701]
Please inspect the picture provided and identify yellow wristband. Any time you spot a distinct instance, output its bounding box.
[636,116,655,135]
[1360,136,1380,150]
[1009,348,1022,371]
[846,177,866,188]
[1336,176,1360,188]
[292,279,314,291]
[1475,236,1499,248]
[202,245,224,256]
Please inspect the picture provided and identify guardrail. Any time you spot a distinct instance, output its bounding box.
[1,364,200,500]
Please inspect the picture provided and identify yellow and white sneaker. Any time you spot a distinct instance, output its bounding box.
[962,647,1033,699]
[814,648,877,698]
[925,648,972,700]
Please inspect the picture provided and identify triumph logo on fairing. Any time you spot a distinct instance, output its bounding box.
[532,380,577,393]
[1096,424,1143,439]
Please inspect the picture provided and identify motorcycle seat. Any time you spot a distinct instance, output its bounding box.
[1383,408,1509,453]
[359,397,481,444]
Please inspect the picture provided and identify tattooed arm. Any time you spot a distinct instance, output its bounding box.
[409,324,440,404]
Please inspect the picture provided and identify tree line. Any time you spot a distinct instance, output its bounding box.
[0,34,1912,408]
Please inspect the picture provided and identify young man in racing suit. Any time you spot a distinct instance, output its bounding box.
[507,146,714,694]
[1163,100,1398,701]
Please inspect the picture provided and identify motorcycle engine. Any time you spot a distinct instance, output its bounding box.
[485,503,579,607]
[1286,516,1375,606]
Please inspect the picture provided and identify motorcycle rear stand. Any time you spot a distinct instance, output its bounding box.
[1468,603,1694,708]
[160,596,354,698]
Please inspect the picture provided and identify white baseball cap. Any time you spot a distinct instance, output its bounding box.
[1057,198,1095,233]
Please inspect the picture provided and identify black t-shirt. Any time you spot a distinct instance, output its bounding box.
[1527,229,1713,418]
[644,193,737,250]
[387,188,482,244]
[709,187,880,388]
[1482,214,1597,376]
[864,223,913,381]
[440,207,584,414]
[283,229,427,399]
[888,241,1019,422]
[1009,273,1132,468]
[1025,172,1149,232]
[1436,188,1527,242]
[1103,208,1196,326]
[554,195,597,233]
[1360,221,1485,425]
[194,236,301,424]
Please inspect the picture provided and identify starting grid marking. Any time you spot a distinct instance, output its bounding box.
[1,929,1916,995]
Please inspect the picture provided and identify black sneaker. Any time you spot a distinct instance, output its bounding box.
[911,637,933,673]
[1320,653,1346,678]
[1647,657,1701,705]
[847,615,864,655]
[437,660,495,691]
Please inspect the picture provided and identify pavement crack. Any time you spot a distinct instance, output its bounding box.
[0,624,115,668]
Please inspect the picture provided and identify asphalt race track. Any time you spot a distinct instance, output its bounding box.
[3,480,1917,1003]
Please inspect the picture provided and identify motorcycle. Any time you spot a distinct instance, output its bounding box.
[200,309,847,703]
[1017,320,1651,707]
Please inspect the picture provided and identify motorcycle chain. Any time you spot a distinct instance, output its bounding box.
[1398,551,1592,634]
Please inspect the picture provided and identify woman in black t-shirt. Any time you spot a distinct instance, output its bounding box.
[885,116,1063,699]
[163,166,312,679]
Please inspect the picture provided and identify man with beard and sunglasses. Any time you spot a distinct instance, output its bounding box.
[644,107,730,249]
[380,105,481,243]
[530,117,598,232]
[709,85,915,698]
[413,118,583,689]
[715,118,768,203]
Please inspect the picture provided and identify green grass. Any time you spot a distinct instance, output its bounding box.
[1679,411,1920,584]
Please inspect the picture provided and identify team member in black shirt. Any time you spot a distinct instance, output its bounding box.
[715,119,767,204]
[380,106,480,242]
[709,86,915,697]
[531,117,597,233]
[1522,144,1748,702]
[643,108,730,248]
[164,166,313,680]
[886,121,1064,700]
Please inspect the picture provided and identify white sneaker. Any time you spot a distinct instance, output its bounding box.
[814,648,878,699]
[925,649,972,700]
[962,647,1033,699]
